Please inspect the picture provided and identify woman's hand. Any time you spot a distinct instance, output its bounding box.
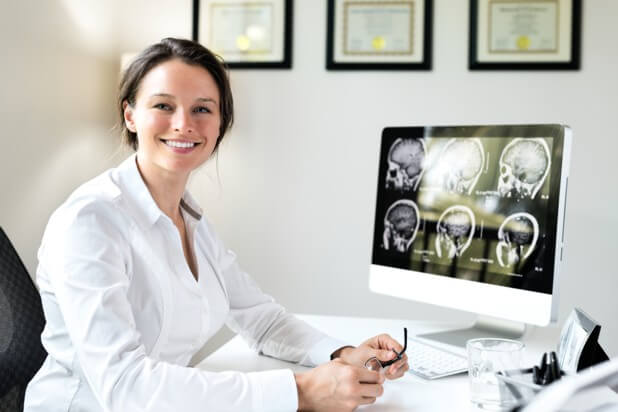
[334,334,409,380]
[295,359,384,411]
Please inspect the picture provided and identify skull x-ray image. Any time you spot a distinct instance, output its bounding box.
[385,138,426,191]
[496,212,539,268]
[383,199,421,253]
[435,205,476,259]
[435,138,485,195]
[498,138,551,199]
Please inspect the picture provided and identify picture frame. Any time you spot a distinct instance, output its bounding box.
[469,0,582,70]
[326,0,433,70]
[192,0,293,69]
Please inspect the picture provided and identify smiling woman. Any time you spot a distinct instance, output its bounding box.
[118,38,233,153]
[123,60,221,182]
[22,37,408,412]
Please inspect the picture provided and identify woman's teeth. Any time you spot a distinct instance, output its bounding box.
[164,140,197,148]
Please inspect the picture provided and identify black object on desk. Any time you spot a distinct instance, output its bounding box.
[531,351,565,386]
[557,308,609,374]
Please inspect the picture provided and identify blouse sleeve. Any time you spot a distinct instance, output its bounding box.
[41,199,298,412]
[206,221,347,367]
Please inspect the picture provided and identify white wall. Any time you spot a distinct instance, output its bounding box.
[1,1,616,357]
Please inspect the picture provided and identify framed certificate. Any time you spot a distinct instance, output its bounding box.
[469,0,582,70]
[326,0,433,70]
[192,0,293,69]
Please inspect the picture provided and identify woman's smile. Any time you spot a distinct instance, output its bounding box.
[160,138,203,153]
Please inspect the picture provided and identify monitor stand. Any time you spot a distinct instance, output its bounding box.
[416,315,527,348]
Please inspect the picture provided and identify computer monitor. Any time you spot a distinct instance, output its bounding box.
[369,124,572,347]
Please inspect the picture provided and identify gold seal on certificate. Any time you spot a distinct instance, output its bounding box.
[372,36,386,51]
[193,0,293,69]
[327,0,433,70]
[469,0,581,70]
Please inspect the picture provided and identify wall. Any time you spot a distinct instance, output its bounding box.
[1,1,616,357]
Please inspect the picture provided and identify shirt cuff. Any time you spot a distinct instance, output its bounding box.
[247,368,298,412]
[306,336,351,365]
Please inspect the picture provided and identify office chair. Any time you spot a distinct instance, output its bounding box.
[0,227,47,412]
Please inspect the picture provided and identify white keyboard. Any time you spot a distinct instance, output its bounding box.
[406,338,469,380]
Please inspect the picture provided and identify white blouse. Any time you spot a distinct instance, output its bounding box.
[24,154,344,412]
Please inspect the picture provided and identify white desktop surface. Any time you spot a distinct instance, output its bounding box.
[197,314,617,411]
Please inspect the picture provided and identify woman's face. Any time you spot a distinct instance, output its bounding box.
[124,58,221,180]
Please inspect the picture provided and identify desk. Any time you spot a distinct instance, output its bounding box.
[198,314,616,411]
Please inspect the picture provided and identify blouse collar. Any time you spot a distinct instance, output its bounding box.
[116,153,203,229]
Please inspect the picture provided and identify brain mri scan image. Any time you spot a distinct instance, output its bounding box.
[373,125,569,296]
[498,138,551,199]
[435,205,476,259]
[385,138,426,191]
[496,212,539,268]
[434,138,485,195]
[382,199,421,253]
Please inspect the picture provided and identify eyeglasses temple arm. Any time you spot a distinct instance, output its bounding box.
[401,327,407,354]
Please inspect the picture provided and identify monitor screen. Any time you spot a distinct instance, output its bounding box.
[370,124,571,325]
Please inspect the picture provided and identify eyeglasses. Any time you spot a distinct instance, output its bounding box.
[364,327,407,371]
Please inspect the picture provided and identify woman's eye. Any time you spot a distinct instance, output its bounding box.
[194,106,211,113]
[154,103,172,110]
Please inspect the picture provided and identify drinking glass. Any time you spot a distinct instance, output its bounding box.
[467,338,525,410]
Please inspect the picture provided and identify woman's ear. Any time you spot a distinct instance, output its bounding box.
[123,100,137,133]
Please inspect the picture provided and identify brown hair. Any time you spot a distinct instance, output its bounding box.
[118,38,234,151]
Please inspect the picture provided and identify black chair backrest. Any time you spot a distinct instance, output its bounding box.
[0,227,47,411]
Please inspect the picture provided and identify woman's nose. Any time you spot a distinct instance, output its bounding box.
[172,109,194,135]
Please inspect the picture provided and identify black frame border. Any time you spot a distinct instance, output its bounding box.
[192,0,293,69]
[326,0,433,71]
[468,0,582,70]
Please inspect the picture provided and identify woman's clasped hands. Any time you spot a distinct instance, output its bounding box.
[295,333,409,411]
